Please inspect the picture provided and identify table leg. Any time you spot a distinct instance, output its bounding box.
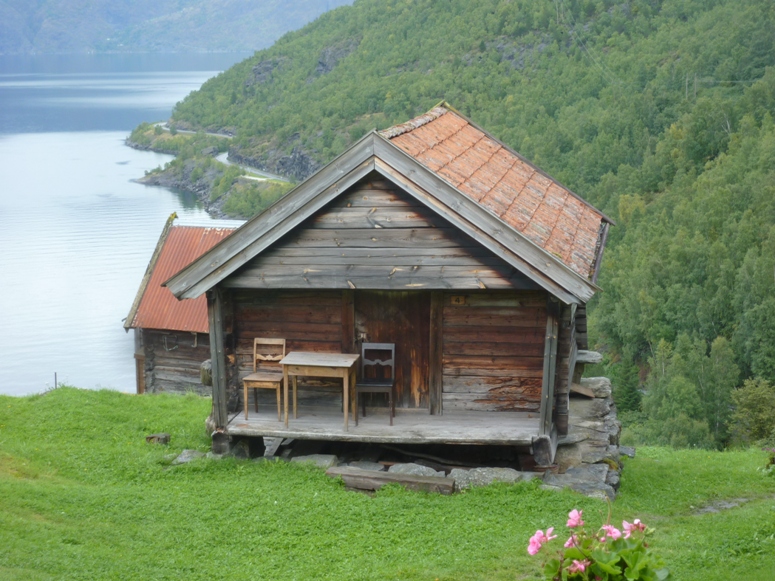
[343,369,349,431]
[350,368,357,423]
[283,367,289,427]
[293,375,298,418]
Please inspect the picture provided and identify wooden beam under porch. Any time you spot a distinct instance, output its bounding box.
[226,407,541,447]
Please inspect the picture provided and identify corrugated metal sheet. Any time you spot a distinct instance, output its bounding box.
[129,226,235,333]
[382,106,609,280]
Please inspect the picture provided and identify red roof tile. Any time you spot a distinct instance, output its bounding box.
[382,106,609,279]
[129,226,234,333]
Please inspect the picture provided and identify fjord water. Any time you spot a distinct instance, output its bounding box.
[0,53,247,396]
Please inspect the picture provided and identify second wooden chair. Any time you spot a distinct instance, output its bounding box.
[355,342,396,426]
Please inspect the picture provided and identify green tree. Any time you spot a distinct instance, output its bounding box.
[730,378,775,445]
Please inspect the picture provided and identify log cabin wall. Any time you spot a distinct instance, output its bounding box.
[231,289,346,409]
[220,174,565,417]
[139,328,211,395]
[441,291,548,413]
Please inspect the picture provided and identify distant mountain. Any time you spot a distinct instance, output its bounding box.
[0,0,353,54]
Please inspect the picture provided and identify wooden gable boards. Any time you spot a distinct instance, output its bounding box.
[165,132,600,304]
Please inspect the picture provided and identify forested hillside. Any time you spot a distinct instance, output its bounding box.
[0,0,351,54]
[162,0,775,448]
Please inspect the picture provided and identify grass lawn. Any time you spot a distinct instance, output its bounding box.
[1,388,774,580]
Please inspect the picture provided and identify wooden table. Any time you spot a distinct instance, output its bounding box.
[280,352,360,431]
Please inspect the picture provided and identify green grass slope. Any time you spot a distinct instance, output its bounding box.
[1,388,774,580]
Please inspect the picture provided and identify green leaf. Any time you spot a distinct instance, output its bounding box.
[544,558,562,578]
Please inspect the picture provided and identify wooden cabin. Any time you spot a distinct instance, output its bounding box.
[124,217,235,394]
[165,104,611,465]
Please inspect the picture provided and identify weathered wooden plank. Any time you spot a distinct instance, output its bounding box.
[308,206,450,230]
[248,249,508,267]
[326,466,455,494]
[238,326,341,343]
[429,291,443,415]
[329,189,419,208]
[442,375,543,393]
[442,309,547,327]
[286,227,469,249]
[225,265,538,290]
[236,341,341,357]
[441,341,544,357]
[237,299,342,325]
[443,326,546,343]
[442,366,544,379]
[442,393,541,412]
[233,290,344,304]
[261,246,494,259]
[442,355,544,371]
[442,291,547,308]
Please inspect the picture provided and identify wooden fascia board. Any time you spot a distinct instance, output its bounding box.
[124,212,177,330]
[166,135,378,299]
[372,137,597,303]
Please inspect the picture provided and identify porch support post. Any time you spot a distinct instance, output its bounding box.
[539,298,560,436]
[208,287,228,429]
[429,291,443,415]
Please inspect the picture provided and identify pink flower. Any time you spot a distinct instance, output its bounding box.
[567,509,585,528]
[622,519,646,539]
[564,534,578,548]
[568,559,590,574]
[527,527,558,555]
[601,524,622,540]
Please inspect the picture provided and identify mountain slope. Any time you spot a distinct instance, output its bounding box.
[0,0,352,54]
[163,0,775,442]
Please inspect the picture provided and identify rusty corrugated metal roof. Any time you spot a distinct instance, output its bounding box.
[128,225,235,333]
[381,105,610,280]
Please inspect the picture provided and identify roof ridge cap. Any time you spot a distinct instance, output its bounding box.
[379,106,449,139]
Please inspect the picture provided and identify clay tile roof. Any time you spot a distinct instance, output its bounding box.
[381,105,610,280]
[128,225,235,333]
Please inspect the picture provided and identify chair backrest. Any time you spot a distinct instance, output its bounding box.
[253,338,286,372]
[361,342,395,383]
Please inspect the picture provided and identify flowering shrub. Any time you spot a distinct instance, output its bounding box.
[527,509,670,580]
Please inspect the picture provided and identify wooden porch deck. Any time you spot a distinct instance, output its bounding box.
[226,407,541,446]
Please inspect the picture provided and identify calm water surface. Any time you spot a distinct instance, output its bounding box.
[0,54,247,396]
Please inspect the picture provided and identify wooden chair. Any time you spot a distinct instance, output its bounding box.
[242,338,286,421]
[355,343,396,426]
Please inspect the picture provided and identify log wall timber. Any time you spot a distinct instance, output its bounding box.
[553,303,577,435]
[139,329,211,395]
[224,175,542,291]
[441,291,546,413]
